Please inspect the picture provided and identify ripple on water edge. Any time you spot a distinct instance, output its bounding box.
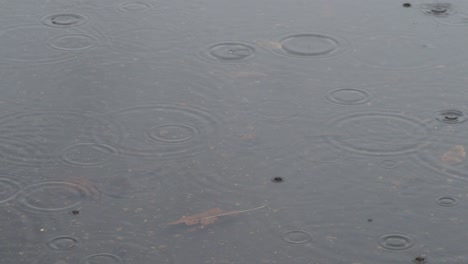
[117,1,153,12]
[16,181,97,213]
[0,24,77,64]
[198,41,257,63]
[48,33,99,51]
[434,109,467,124]
[326,88,371,105]
[32,234,174,264]
[41,13,88,28]
[261,32,349,60]
[0,24,110,65]
[0,110,118,167]
[60,143,117,167]
[46,235,80,251]
[0,176,22,206]
[435,196,459,207]
[377,233,416,251]
[325,111,430,156]
[95,104,221,159]
[419,3,455,17]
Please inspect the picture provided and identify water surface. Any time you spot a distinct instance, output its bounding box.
[1,0,468,263]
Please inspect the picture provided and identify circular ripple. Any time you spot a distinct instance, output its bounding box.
[118,2,153,12]
[377,233,415,251]
[420,3,454,16]
[48,33,98,51]
[0,177,22,206]
[78,235,173,264]
[247,99,299,119]
[0,24,77,64]
[16,181,93,213]
[199,42,256,63]
[41,13,88,28]
[433,12,468,26]
[99,105,220,159]
[47,235,80,251]
[327,88,371,105]
[82,253,123,264]
[434,110,466,124]
[0,111,115,167]
[146,123,199,144]
[271,33,348,59]
[379,160,401,169]
[352,33,443,70]
[282,230,313,244]
[60,143,116,167]
[326,111,430,156]
[436,196,458,207]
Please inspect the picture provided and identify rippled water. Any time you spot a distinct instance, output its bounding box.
[2,0,468,263]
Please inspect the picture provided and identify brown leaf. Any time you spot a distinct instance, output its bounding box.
[67,177,101,201]
[167,206,265,227]
[441,145,466,166]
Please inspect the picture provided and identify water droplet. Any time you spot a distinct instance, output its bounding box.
[60,143,116,167]
[326,111,430,156]
[377,233,415,251]
[270,33,348,59]
[46,235,80,251]
[282,230,312,244]
[434,110,466,124]
[199,42,256,63]
[413,255,428,264]
[327,88,371,105]
[436,196,458,207]
[272,177,284,183]
[41,13,88,28]
[420,3,453,16]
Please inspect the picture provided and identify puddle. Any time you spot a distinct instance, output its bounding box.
[2,0,468,263]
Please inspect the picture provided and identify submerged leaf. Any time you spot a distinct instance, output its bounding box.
[441,145,466,166]
[167,206,265,228]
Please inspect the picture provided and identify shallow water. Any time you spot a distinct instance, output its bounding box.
[1,0,468,263]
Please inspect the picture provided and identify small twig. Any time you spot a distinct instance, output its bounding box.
[202,205,265,220]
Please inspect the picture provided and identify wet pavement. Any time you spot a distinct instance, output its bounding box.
[2,0,468,263]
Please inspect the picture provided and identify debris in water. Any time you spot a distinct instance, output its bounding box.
[167,206,265,230]
[441,145,466,165]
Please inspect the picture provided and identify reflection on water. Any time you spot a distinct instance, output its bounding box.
[2,0,468,263]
